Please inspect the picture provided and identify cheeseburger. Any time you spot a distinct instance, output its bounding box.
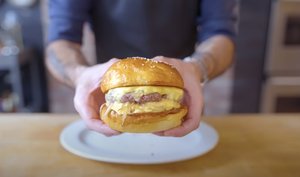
[100,57,187,133]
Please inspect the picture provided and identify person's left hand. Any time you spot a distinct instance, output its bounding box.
[73,59,121,136]
[152,56,204,137]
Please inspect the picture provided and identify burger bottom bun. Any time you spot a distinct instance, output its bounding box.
[100,104,188,133]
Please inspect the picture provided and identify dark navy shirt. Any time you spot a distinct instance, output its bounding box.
[48,0,238,63]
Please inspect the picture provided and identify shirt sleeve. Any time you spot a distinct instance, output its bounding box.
[47,0,91,44]
[198,0,239,43]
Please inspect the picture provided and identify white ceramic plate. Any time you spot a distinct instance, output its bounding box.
[60,120,219,164]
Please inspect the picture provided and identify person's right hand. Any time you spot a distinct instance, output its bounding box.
[73,59,121,136]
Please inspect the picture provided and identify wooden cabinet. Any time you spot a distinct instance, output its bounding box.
[262,0,300,113]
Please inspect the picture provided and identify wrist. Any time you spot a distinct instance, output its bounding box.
[184,56,209,85]
[66,64,88,87]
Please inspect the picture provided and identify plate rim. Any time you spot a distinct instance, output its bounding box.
[60,120,219,164]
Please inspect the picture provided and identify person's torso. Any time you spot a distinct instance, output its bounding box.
[89,0,200,62]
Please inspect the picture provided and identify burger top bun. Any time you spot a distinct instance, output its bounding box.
[100,57,184,93]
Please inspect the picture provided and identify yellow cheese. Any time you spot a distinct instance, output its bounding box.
[106,86,184,103]
[110,99,181,114]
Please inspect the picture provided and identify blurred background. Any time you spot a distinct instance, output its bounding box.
[0,0,299,114]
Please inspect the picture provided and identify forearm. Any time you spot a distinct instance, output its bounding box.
[46,40,89,87]
[188,35,235,82]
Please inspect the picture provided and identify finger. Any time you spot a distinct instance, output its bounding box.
[74,87,121,136]
[152,56,164,60]
[75,101,121,136]
[85,118,121,136]
[158,116,201,137]
[152,56,174,63]
[158,116,200,137]
[108,58,120,63]
[153,132,165,136]
[73,87,99,120]
[152,57,184,74]
[160,84,203,137]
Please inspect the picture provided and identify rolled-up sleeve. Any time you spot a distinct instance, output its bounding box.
[48,0,91,44]
[198,0,239,43]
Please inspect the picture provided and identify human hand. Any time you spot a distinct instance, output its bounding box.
[73,59,121,136]
[153,56,204,137]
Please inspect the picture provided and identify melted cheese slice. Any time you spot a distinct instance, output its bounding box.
[109,99,181,114]
[105,86,184,115]
[106,86,184,103]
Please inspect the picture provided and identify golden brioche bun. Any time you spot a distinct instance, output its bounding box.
[100,57,184,93]
[100,104,187,133]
